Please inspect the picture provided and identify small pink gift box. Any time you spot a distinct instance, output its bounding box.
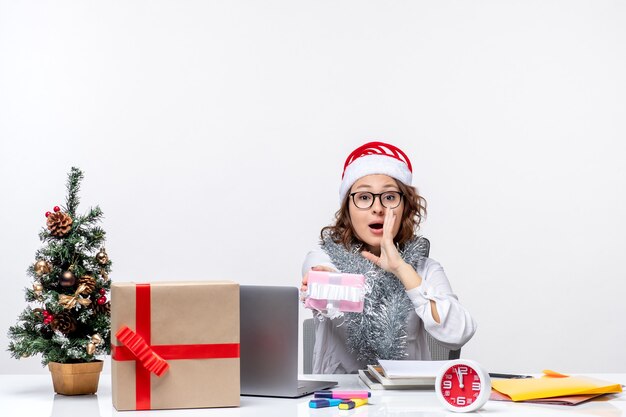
[305,271,366,313]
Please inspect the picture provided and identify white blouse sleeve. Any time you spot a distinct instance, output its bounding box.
[406,258,477,350]
[301,247,338,277]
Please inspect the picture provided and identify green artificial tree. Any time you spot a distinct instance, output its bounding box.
[8,167,112,365]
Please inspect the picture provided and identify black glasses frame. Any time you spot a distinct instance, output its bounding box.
[349,191,404,209]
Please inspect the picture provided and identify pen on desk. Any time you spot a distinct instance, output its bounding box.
[314,390,371,399]
[338,398,368,410]
[309,399,343,408]
[489,373,534,379]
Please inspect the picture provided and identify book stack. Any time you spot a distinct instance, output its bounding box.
[358,360,449,390]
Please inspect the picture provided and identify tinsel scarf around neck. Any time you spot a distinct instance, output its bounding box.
[320,230,429,364]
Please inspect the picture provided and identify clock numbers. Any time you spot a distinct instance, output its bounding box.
[450,397,473,405]
[440,365,480,406]
[435,359,491,412]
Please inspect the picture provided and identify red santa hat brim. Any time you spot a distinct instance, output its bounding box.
[339,142,413,201]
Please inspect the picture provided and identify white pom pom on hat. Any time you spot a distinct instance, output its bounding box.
[339,141,413,201]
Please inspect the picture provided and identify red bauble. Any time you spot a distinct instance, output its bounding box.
[97,296,107,305]
[43,310,50,317]
[45,211,51,217]
[98,288,106,295]
[53,206,61,212]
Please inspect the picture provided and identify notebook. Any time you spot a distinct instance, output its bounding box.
[240,285,337,397]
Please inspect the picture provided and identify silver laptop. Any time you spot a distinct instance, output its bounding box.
[240,285,337,397]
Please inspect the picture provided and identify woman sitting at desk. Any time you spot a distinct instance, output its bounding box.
[301,142,476,374]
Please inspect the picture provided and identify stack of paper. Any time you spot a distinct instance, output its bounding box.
[358,360,449,390]
[491,370,622,405]
[378,360,449,379]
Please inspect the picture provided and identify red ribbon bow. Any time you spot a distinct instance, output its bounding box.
[115,325,169,377]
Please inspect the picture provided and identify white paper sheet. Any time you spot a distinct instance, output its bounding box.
[377,360,450,378]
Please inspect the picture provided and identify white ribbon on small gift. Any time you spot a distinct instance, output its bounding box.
[307,283,364,303]
[306,273,366,319]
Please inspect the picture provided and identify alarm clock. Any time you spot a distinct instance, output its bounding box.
[435,359,491,413]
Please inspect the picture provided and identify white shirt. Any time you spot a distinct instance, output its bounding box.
[303,247,477,374]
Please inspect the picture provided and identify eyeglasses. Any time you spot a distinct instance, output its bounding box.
[349,191,404,209]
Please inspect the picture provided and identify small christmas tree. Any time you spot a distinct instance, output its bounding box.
[8,167,111,365]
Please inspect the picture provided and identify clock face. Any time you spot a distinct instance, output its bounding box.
[440,364,483,407]
[435,360,491,412]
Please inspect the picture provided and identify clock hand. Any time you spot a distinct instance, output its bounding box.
[456,368,464,388]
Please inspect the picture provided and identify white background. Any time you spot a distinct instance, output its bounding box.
[1,1,625,375]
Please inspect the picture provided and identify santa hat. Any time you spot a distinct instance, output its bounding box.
[339,141,413,201]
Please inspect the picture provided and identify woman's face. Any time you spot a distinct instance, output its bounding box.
[348,174,404,256]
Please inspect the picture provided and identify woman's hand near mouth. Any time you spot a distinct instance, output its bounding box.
[361,208,406,274]
[361,209,430,291]
[360,209,440,322]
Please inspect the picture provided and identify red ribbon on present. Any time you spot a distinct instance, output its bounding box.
[115,325,170,377]
[111,283,240,410]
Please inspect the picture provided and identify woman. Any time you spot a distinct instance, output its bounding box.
[301,141,476,374]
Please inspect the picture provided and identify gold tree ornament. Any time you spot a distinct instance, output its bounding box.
[46,212,73,237]
[91,334,102,345]
[33,282,43,293]
[58,284,92,309]
[34,260,51,276]
[86,333,103,355]
[96,248,109,265]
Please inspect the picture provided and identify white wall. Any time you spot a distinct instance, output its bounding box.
[1,0,625,375]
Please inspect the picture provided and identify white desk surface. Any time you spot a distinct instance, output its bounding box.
[1,373,624,417]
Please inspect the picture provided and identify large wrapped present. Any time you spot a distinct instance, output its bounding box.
[305,271,366,317]
[111,281,240,410]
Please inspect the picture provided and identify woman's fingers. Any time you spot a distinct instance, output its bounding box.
[312,265,335,272]
[302,265,336,293]
[383,209,396,237]
[361,250,381,266]
[381,209,398,255]
[382,208,395,243]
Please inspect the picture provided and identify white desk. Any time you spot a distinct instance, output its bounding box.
[1,374,624,417]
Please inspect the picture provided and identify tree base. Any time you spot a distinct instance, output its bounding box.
[48,360,103,395]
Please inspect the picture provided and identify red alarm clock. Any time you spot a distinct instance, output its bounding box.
[435,359,491,412]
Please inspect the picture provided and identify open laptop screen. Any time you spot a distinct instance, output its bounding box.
[240,285,336,397]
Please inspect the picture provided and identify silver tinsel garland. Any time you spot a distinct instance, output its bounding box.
[321,231,429,364]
